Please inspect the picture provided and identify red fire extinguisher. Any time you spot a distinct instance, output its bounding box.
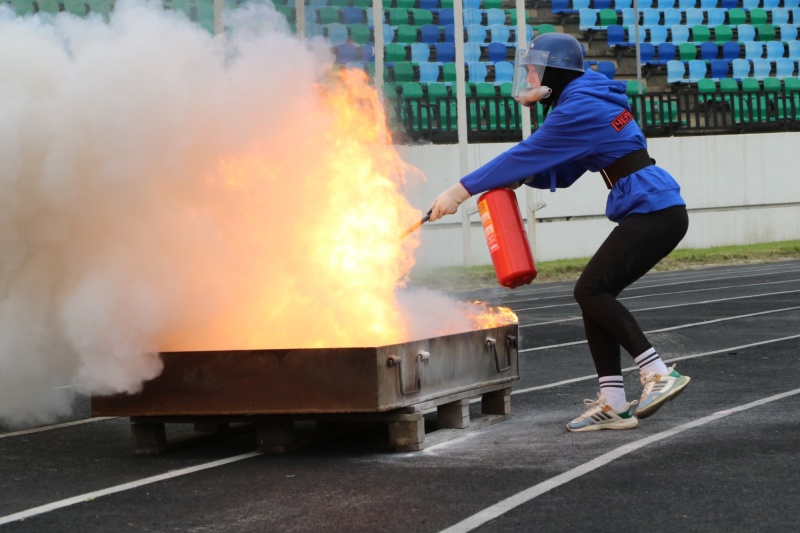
[478,188,537,289]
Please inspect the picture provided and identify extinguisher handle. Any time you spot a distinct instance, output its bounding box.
[401,209,433,239]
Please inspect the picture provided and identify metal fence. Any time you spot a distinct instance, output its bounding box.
[387,86,800,143]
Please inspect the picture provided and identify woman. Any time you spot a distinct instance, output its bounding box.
[428,33,691,432]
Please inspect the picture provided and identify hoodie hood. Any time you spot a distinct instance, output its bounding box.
[557,69,629,109]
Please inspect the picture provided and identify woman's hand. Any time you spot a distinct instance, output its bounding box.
[428,183,471,221]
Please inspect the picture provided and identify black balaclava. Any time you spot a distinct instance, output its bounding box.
[539,67,585,113]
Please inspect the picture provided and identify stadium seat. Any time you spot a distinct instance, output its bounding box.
[387,8,409,25]
[490,24,511,44]
[494,61,514,84]
[596,60,617,79]
[732,57,751,79]
[468,61,488,83]
[318,6,340,25]
[392,62,415,83]
[752,58,771,79]
[663,8,682,26]
[737,24,756,43]
[679,42,698,61]
[678,0,696,8]
[756,25,776,42]
[467,24,488,43]
[706,8,725,26]
[721,41,741,61]
[692,25,710,43]
[710,59,730,79]
[349,23,371,45]
[642,8,660,26]
[727,8,746,26]
[324,23,349,45]
[789,41,800,60]
[657,0,675,9]
[487,42,508,63]
[700,42,719,61]
[438,8,454,26]
[428,82,456,130]
[656,43,677,64]
[386,43,409,62]
[779,24,798,42]
[485,8,506,26]
[772,8,790,25]
[688,59,707,82]
[420,24,441,44]
[435,42,455,62]
[640,43,656,64]
[667,59,687,83]
[744,41,764,60]
[649,25,668,44]
[411,8,433,26]
[419,61,442,83]
[464,42,481,63]
[766,41,785,60]
[685,8,704,26]
[463,8,482,25]
[396,25,419,44]
[335,43,360,63]
[411,42,431,63]
[63,0,87,15]
[607,25,627,47]
[343,7,364,24]
[443,24,455,43]
[671,25,690,45]
[400,82,428,131]
[8,0,35,15]
[775,57,796,78]
[749,8,768,26]
[713,25,733,43]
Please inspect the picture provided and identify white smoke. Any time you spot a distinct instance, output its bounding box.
[0,1,501,429]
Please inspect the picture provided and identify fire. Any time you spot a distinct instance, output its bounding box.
[158,68,514,351]
[462,301,519,329]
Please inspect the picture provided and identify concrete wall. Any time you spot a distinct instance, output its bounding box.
[397,131,800,268]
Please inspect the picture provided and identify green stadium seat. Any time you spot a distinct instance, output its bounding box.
[756,24,776,42]
[428,83,457,131]
[9,0,35,15]
[392,61,415,83]
[395,24,419,43]
[713,25,733,43]
[34,0,60,13]
[442,62,456,83]
[318,6,340,24]
[62,0,87,16]
[678,43,697,61]
[692,25,710,43]
[385,43,408,62]
[348,23,371,44]
[387,8,409,25]
[728,8,746,26]
[410,8,433,26]
[749,8,768,25]
[401,82,428,131]
[86,0,113,18]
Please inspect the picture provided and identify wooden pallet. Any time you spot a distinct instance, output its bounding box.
[127,383,513,454]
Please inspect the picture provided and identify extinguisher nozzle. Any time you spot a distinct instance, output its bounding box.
[401,209,433,239]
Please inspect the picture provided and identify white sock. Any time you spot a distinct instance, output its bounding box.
[598,375,627,411]
[634,347,669,375]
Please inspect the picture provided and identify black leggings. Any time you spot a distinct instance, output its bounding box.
[573,205,689,377]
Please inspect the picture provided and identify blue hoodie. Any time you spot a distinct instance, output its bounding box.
[459,69,685,223]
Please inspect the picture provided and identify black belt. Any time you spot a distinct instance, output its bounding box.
[599,149,655,189]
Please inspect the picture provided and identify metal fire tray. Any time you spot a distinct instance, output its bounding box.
[92,324,519,452]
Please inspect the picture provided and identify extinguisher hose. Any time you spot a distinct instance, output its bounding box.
[401,209,432,239]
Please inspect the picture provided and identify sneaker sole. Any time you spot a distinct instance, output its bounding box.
[636,376,691,419]
[566,417,639,432]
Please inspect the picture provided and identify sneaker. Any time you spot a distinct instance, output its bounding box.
[636,365,691,419]
[566,394,639,432]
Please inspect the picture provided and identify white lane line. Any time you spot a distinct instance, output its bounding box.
[0,452,262,526]
[439,387,800,533]
[519,306,800,352]
[513,277,800,313]
[511,334,800,395]
[0,417,117,439]
[520,290,800,328]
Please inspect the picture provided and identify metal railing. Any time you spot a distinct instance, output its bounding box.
[387,87,800,144]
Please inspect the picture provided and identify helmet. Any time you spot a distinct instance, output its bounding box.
[527,33,584,73]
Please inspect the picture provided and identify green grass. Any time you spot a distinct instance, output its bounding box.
[406,240,800,292]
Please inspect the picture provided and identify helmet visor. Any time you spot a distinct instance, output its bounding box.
[511,48,549,98]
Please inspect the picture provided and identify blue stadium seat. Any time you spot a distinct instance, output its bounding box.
[443,24,455,43]
[666,59,687,83]
[640,42,656,64]
[663,8,682,26]
[335,43,359,63]
[621,8,636,26]
[439,8,454,26]
[551,0,571,14]
[464,0,481,8]
[420,24,441,44]
[720,0,737,7]
[688,59,707,82]
[325,23,349,45]
[738,24,756,42]
[785,0,800,8]
[494,61,514,83]
[766,41,785,60]
[706,8,725,26]
[487,42,508,62]
[649,25,668,44]
[463,8,482,25]
[700,0,718,8]
[722,41,741,61]
[789,41,800,59]
[710,59,729,79]
[597,60,617,79]
[616,0,632,9]
[594,0,612,8]
[419,0,438,8]
[771,8,790,25]
[464,42,482,62]
[678,0,697,7]
[741,0,758,8]
[657,42,677,64]
[779,24,798,42]
[485,8,506,26]
[467,24,488,43]
[490,24,511,43]
[642,8,660,26]
[670,25,690,44]
[657,0,676,8]
[744,41,764,59]
[752,58,771,79]
[685,8,704,26]
[435,42,455,62]
[419,61,442,83]
[343,7,364,24]
[467,61,488,82]
[762,0,780,7]
[732,57,751,79]
[607,24,627,47]
[775,57,795,78]
[700,42,719,61]
[411,42,431,62]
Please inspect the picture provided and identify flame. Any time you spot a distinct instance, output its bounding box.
[153,68,513,351]
[461,301,519,329]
